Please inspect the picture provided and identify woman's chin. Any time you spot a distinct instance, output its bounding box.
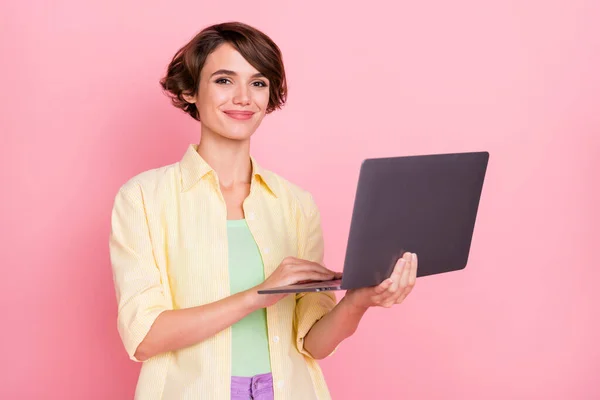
[219,127,256,142]
[201,121,257,142]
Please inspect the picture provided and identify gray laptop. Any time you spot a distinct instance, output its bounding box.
[257,151,489,294]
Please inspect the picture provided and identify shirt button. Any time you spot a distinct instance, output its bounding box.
[277,380,284,389]
[264,247,270,254]
[273,336,279,343]
[247,212,256,221]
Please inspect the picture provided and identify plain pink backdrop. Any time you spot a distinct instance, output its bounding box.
[1,0,598,399]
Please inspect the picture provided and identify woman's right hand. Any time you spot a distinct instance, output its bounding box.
[251,257,342,308]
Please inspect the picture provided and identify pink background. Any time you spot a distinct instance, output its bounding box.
[2,0,598,399]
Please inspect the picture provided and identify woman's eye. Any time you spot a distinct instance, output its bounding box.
[215,78,231,84]
[253,81,268,87]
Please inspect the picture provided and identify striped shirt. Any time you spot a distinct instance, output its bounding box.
[109,144,336,399]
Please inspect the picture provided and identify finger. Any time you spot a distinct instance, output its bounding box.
[282,257,331,272]
[399,257,412,289]
[282,256,301,264]
[378,288,399,307]
[389,278,413,305]
[293,264,338,279]
[392,256,416,303]
[376,253,414,304]
[391,257,406,277]
[289,259,339,275]
[389,259,407,292]
[385,299,400,307]
[393,252,412,277]
[291,271,337,284]
[320,264,340,276]
[374,292,397,306]
[373,282,400,303]
[374,278,394,295]
[409,253,418,286]
[391,284,409,304]
[319,265,341,276]
[383,258,408,297]
[395,286,412,304]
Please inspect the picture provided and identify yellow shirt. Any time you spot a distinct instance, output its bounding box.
[109,144,337,399]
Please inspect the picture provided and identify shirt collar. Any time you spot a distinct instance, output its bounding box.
[180,144,279,197]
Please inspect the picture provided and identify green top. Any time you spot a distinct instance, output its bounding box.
[227,219,272,377]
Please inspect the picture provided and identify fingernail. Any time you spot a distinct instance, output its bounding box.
[412,253,417,261]
[399,259,406,266]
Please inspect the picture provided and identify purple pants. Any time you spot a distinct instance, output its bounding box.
[231,373,274,400]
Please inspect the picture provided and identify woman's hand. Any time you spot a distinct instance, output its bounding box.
[252,257,342,308]
[344,252,418,310]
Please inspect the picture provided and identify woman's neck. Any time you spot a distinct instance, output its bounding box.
[196,129,253,189]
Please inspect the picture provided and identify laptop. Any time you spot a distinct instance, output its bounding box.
[257,151,489,294]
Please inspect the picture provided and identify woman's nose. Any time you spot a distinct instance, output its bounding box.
[232,85,250,106]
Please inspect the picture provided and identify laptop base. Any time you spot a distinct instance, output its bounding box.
[257,279,343,294]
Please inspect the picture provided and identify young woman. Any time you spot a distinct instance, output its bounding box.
[109,21,417,400]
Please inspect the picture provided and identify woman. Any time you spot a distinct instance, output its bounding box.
[109,21,417,400]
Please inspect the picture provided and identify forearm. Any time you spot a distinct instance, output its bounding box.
[134,289,262,361]
[303,295,368,359]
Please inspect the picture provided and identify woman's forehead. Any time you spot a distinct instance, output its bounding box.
[202,43,262,77]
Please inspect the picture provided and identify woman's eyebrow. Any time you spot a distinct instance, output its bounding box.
[210,69,265,78]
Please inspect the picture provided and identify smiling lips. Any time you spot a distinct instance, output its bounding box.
[223,110,255,120]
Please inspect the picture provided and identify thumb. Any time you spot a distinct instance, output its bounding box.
[374,278,393,294]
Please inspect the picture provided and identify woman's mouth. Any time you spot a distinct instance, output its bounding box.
[222,110,255,121]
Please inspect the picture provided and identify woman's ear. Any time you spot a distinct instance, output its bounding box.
[182,93,197,104]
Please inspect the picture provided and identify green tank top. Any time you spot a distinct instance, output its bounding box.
[227,219,272,377]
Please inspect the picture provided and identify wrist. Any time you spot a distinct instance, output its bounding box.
[240,288,263,312]
[340,293,369,315]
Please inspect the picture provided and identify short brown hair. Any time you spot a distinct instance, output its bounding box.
[160,22,287,121]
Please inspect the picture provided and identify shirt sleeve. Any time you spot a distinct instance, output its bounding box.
[109,186,171,362]
[294,194,338,358]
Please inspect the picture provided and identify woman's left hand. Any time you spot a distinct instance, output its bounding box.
[344,252,418,310]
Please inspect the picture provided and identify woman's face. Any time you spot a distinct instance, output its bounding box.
[187,43,271,141]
